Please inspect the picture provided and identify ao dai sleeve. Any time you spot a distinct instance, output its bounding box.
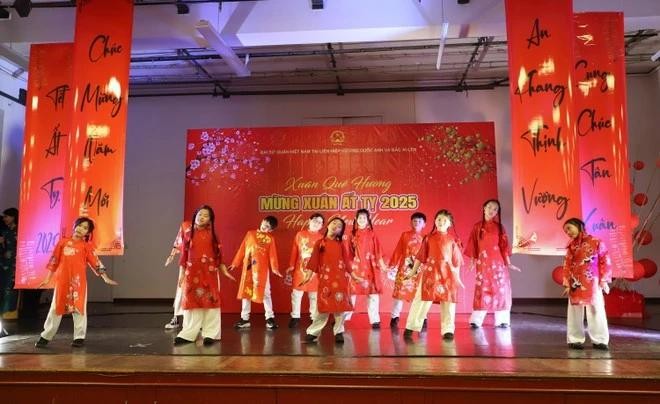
[46,239,65,272]
[85,242,104,276]
[307,240,322,273]
[597,239,612,283]
[562,245,573,287]
[415,236,430,263]
[288,233,300,268]
[498,229,512,265]
[231,233,249,268]
[450,239,464,269]
[388,233,406,267]
[269,236,280,273]
[464,224,480,259]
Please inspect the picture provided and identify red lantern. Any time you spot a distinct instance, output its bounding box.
[639,259,657,278]
[633,160,645,170]
[631,213,640,229]
[551,266,564,285]
[626,261,646,281]
[635,230,653,245]
[633,193,649,206]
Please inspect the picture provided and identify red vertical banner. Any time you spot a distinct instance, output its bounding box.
[505,0,582,255]
[574,13,632,277]
[16,44,73,288]
[62,0,134,254]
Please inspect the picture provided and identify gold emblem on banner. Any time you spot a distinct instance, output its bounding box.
[330,130,345,145]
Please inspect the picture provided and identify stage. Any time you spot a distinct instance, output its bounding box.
[0,300,658,403]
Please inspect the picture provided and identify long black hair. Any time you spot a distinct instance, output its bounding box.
[352,208,373,237]
[320,217,346,253]
[188,205,220,259]
[563,217,586,232]
[2,207,18,227]
[73,216,95,242]
[479,199,503,239]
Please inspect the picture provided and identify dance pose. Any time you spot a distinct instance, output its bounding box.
[300,217,354,343]
[388,211,427,329]
[346,209,387,328]
[561,218,611,350]
[464,199,520,328]
[230,216,282,329]
[35,217,118,348]
[285,213,325,328]
[403,210,464,340]
[174,205,233,345]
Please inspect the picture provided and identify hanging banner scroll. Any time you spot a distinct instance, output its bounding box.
[505,0,583,255]
[15,44,73,288]
[574,12,632,277]
[62,0,134,254]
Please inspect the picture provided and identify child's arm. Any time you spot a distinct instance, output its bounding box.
[269,237,282,277]
[165,222,187,267]
[228,233,248,272]
[597,240,612,294]
[37,239,65,288]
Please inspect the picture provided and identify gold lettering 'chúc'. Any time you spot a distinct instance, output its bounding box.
[259,195,300,211]
[302,194,338,211]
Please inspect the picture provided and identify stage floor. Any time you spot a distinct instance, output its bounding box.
[0,301,659,360]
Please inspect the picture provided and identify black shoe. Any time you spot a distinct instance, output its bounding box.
[304,334,318,343]
[421,319,428,331]
[288,317,300,328]
[403,329,413,339]
[203,337,217,346]
[334,333,344,344]
[35,337,49,348]
[389,317,399,329]
[371,322,381,329]
[71,339,85,347]
[470,322,480,329]
[497,323,510,328]
[174,337,194,346]
[266,317,279,330]
[593,343,609,351]
[234,319,251,329]
[443,332,454,340]
[568,342,584,350]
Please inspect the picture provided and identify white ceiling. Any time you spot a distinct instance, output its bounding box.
[1,0,659,96]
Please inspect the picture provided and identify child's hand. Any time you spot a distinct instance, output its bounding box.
[508,263,521,272]
[600,282,610,294]
[272,269,283,278]
[561,287,570,297]
[36,279,50,289]
[164,254,175,267]
[221,265,236,281]
[102,274,119,286]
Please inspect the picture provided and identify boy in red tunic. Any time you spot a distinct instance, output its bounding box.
[561,217,611,350]
[388,212,427,329]
[230,216,282,329]
[285,213,324,328]
[35,217,118,348]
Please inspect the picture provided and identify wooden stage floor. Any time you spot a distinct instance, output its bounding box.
[0,301,658,403]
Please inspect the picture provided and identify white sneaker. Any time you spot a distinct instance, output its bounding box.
[164,316,181,329]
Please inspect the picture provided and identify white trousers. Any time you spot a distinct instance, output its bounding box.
[391,299,404,318]
[469,309,510,327]
[177,308,221,341]
[405,281,456,334]
[306,312,346,336]
[291,289,318,320]
[241,276,274,320]
[173,285,183,316]
[566,288,609,344]
[40,289,87,341]
[344,294,380,324]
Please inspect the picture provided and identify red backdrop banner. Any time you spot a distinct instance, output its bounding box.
[61,0,134,254]
[505,0,583,255]
[184,123,498,314]
[16,44,73,288]
[574,12,632,278]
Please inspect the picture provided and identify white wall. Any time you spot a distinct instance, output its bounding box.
[1,73,658,300]
[0,74,26,211]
